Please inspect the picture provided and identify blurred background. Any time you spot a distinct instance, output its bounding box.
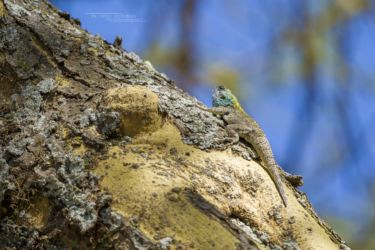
[51,0,375,248]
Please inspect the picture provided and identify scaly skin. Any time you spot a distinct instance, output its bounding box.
[241,118,288,207]
[201,86,288,207]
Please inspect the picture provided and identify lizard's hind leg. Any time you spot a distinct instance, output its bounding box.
[214,125,240,146]
[223,124,253,146]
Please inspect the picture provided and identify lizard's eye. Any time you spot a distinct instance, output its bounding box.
[220,95,225,99]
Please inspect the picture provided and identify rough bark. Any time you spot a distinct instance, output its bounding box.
[0,0,349,249]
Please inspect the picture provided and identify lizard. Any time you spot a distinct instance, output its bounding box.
[199,85,288,207]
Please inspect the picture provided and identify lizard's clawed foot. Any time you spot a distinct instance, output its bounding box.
[284,173,304,187]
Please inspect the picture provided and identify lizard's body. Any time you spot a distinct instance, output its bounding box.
[202,86,288,206]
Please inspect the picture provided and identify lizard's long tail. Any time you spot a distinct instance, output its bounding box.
[264,163,288,207]
[251,134,288,207]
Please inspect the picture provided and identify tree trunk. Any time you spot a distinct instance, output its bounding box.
[0,0,349,249]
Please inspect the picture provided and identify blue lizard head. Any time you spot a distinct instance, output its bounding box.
[212,85,245,113]
[212,85,236,107]
[212,86,234,107]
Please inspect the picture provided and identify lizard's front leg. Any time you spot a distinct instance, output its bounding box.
[196,105,231,116]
